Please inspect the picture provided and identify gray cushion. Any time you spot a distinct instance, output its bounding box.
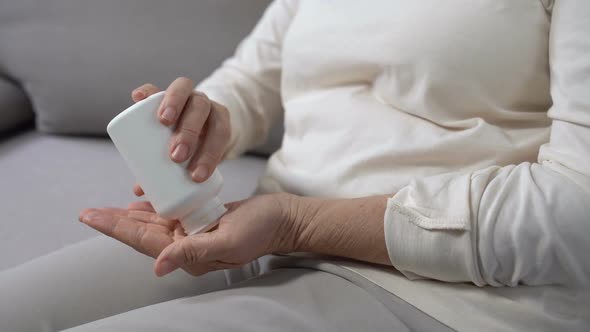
[0,0,282,154]
[0,78,34,132]
[0,131,267,271]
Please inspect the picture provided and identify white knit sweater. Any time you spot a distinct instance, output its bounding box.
[198,1,590,330]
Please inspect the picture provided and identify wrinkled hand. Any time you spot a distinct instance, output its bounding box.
[130,77,232,197]
[79,194,299,277]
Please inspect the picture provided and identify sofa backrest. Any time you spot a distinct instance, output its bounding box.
[0,0,282,154]
[0,77,33,133]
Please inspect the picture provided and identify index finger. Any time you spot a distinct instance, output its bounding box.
[79,208,172,258]
[131,83,160,102]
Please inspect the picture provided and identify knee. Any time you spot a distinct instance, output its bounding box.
[0,269,62,332]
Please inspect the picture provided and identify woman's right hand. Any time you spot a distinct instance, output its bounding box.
[130,77,231,197]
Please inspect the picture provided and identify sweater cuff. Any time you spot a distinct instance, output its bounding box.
[383,173,485,285]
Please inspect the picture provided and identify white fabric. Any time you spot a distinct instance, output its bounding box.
[0,236,449,332]
[61,268,429,332]
[198,0,590,330]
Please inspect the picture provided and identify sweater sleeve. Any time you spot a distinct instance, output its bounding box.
[196,0,298,158]
[384,0,590,287]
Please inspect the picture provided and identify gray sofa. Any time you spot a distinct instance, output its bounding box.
[0,0,279,271]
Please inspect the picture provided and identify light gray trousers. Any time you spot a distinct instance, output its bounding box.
[0,236,451,332]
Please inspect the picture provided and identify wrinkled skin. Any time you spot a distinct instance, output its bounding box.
[79,194,296,277]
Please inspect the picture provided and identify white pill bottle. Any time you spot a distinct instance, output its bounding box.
[107,91,226,235]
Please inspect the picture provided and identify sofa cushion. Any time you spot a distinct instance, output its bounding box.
[0,0,282,154]
[0,78,33,132]
[0,131,267,271]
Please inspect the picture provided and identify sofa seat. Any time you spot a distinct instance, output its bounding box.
[0,130,267,271]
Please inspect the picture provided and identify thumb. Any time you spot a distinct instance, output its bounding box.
[154,232,224,277]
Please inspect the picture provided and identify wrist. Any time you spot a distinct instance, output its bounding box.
[273,193,392,265]
[270,193,321,254]
[286,194,324,253]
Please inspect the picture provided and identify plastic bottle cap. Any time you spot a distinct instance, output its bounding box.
[180,196,227,235]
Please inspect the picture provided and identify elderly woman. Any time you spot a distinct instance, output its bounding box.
[2,0,589,331]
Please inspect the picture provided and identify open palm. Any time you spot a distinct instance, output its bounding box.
[79,194,294,277]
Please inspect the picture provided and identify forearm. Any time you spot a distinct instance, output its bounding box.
[288,195,392,266]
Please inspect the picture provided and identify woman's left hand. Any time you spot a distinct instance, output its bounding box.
[79,193,300,277]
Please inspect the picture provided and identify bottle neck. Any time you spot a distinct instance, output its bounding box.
[180,196,227,235]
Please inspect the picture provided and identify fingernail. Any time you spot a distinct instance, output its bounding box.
[161,107,176,122]
[157,258,179,277]
[82,211,104,224]
[192,165,209,182]
[134,90,145,99]
[171,143,189,162]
